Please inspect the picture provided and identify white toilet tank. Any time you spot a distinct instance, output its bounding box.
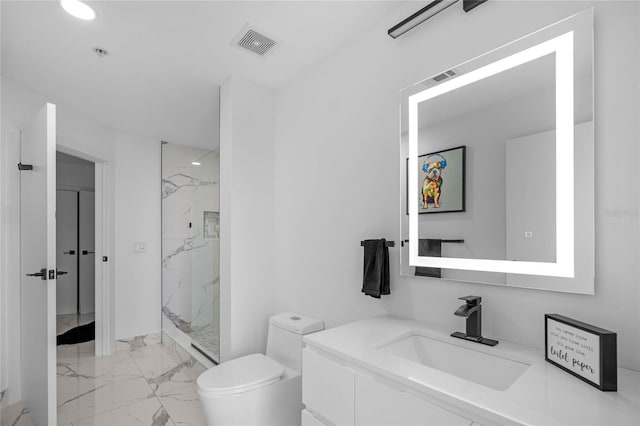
[265,312,324,372]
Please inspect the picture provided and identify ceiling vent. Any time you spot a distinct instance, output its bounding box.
[420,68,459,89]
[432,69,457,82]
[233,26,277,57]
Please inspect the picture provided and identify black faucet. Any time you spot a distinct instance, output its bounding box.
[451,296,498,346]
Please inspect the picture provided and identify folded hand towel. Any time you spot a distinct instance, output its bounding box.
[362,239,390,298]
[415,239,442,278]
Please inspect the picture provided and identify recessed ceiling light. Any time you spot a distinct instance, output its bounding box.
[60,0,96,21]
[192,162,201,166]
[93,47,108,57]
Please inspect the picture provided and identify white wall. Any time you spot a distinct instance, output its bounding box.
[273,1,640,370]
[114,132,161,339]
[0,127,21,402]
[220,75,275,362]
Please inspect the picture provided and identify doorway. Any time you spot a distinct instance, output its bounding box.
[56,152,96,339]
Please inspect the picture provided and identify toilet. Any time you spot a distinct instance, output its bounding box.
[197,312,324,425]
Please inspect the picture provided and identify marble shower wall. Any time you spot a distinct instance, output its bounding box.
[162,143,220,358]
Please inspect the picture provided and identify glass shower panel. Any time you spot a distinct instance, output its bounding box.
[161,143,220,363]
[189,149,220,358]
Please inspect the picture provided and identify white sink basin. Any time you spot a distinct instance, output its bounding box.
[377,332,531,391]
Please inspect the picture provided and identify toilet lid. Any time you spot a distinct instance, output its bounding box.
[197,353,285,395]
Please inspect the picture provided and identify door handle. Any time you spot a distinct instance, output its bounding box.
[56,270,68,277]
[82,250,95,255]
[26,268,47,280]
[64,250,76,255]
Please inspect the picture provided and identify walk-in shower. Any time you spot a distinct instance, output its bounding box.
[161,142,220,363]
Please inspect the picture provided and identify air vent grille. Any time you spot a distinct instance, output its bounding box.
[432,73,449,82]
[432,69,457,82]
[237,29,276,56]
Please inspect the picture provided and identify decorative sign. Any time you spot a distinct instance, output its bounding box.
[545,314,617,391]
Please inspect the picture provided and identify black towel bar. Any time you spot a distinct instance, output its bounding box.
[360,240,395,247]
[402,239,464,246]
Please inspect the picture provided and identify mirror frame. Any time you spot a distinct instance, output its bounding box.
[407,33,576,277]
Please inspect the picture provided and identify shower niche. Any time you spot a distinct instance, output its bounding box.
[161,142,220,363]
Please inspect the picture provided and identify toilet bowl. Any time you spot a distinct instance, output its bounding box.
[197,312,324,426]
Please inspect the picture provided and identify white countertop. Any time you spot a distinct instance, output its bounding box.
[303,315,640,426]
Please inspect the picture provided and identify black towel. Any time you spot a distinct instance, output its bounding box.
[57,321,95,345]
[362,239,390,298]
[415,239,442,278]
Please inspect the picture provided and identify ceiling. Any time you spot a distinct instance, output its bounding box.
[1,1,402,149]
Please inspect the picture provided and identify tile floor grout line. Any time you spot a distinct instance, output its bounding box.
[61,394,156,424]
[153,393,176,425]
[57,346,149,424]
[128,342,182,426]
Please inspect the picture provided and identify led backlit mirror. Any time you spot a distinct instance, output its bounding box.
[399,9,594,294]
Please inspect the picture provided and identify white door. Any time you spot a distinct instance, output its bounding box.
[79,190,95,314]
[20,103,57,425]
[56,190,78,315]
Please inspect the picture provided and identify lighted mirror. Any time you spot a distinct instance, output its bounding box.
[399,9,594,294]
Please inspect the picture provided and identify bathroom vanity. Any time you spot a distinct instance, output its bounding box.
[301,316,640,426]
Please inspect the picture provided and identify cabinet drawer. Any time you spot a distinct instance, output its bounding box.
[355,374,472,426]
[302,409,326,426]
[303,348,355,425]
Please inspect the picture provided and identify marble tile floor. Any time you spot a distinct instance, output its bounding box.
[1,393,36,426]
[2,319,209,426]
[57,334,208,425]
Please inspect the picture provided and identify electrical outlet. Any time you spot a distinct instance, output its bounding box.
[133,242,146,253]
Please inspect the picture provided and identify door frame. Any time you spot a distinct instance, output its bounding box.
[56,145,114,356]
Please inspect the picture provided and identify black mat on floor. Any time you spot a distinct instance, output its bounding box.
[57,321,95,345]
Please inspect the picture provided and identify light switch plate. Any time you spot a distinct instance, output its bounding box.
[133,242,146,253]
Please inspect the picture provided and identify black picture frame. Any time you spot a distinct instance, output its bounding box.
[406,145,466,215]
[545,314,617,391]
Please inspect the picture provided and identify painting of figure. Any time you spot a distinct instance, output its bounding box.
[408,145,465,214]
[422,160,445,209]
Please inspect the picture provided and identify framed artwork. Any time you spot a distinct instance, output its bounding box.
[407,145,466,214]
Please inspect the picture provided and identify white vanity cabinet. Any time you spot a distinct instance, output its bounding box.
[302,347,472,426]
[302,348,355,425]
[303,316,640,426]
[354,374,472,426]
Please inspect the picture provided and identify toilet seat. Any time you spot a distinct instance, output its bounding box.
[197,353,285,396]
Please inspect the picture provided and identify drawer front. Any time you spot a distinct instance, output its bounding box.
[355,374,472,426]
[303,348,355,425]
[302,409,326,426]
